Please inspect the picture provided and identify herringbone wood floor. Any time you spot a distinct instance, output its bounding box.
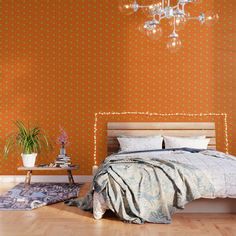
[0,183,235,236]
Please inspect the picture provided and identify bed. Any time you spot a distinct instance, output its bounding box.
[67,122,236,224]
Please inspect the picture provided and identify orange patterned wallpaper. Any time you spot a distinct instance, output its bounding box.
[0,0,236,175]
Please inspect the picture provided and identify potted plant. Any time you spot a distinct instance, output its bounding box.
[3,120,51,167]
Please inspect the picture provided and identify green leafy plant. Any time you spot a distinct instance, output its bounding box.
[4,120,51,158]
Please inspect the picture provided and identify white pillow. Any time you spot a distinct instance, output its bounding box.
[163,136,210,149]
[117,136,163,152]
[164,135,206,139]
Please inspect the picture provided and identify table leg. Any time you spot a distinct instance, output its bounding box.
[67,170,75,184]
[24,172,29,186]
[28,170,32,184]
[24,170,32,186]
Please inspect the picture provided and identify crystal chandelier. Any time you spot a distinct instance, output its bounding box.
[119,0,219,52]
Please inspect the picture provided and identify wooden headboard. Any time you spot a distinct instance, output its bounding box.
[107,122,216,155]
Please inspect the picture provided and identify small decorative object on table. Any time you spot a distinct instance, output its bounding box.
[54,127,72,168]
[57,126,69,155]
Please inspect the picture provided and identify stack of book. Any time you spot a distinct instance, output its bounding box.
[54,155,71,168]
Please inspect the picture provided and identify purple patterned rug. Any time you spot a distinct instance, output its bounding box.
[0,183,82,210]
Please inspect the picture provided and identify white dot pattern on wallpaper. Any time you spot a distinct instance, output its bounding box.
[0,0,236,174]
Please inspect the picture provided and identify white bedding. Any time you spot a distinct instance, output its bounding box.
[93,150,236,219]
[147,150,236,198]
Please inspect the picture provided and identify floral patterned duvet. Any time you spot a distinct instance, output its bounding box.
[66,148,236,224]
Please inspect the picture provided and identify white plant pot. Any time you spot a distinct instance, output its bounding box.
[21,153,37,167]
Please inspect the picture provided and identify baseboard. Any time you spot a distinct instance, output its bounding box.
[178,198,236,213]
[0,175,93,183]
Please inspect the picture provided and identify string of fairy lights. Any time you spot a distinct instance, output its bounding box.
[92,112,229,168]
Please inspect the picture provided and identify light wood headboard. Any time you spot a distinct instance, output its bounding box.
[107,122,216,155]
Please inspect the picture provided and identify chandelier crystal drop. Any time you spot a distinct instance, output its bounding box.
[119,0,219,52]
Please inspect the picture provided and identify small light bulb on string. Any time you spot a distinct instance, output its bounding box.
[118,0,139,15]
[166,34,182,53]
[166,17,182,53]
[139,18,162,40]
[204,10,219,26]
[146,26,163,40]
[169,15,186,31]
